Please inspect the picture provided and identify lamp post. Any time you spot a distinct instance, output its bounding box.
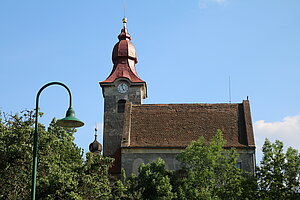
[31,82,84,200]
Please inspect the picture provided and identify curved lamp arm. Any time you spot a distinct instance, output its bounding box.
[35,82,72,111]
[31,82,84,200]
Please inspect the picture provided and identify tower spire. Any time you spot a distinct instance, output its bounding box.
[89,126,102,154]
[100,18,145,84]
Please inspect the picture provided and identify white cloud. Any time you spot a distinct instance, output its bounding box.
[198,0,227,8]
[254,115,300,163]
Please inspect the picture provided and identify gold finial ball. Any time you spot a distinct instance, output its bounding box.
[122,18,127,23]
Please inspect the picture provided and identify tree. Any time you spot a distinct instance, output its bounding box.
[176,129,243,200]
[0,110,33,199]
[117,130,249,200]
[116,158,176,200]
[77,152,113,199]
[0,110,113,200]
[256,139,300,199]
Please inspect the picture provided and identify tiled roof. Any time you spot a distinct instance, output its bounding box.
[122,101,255,148]
[101,60,144,83]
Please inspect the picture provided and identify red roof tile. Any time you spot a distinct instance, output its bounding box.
[122,101,255,148]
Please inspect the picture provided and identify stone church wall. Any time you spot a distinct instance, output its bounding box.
[235,148,256,175]
[121,148,255,176]
[121,148,182,176]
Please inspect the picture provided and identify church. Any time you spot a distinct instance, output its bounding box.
[90,18,256,176]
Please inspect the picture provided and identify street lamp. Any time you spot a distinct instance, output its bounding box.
[31,82,84,200]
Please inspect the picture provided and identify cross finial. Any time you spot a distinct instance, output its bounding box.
[94,127,98,140]
[122,17,127,28]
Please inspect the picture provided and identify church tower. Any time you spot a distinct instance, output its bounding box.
[100,18,147,172]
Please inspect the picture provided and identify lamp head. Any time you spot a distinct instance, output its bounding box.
[56,107,84,128]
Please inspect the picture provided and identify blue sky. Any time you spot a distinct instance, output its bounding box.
[1,0,299,162]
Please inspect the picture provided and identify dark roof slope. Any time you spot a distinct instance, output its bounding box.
[122,100,255,148]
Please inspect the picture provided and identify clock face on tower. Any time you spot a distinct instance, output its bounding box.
[117,83,129,93]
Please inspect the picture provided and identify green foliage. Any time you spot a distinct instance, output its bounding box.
[117,130,245,200]
[77,152,113,199]
[116,158,176,200]
[0,110,34,199]
[256,139,300,199]
[176,129,243,200]
[239,172,258,200]
[0,110,113,200]
[135,158,176,200]
[3,110,299,200]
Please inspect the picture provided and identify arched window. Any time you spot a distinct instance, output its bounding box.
[236,162,242,169]
[117,99,126,113]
